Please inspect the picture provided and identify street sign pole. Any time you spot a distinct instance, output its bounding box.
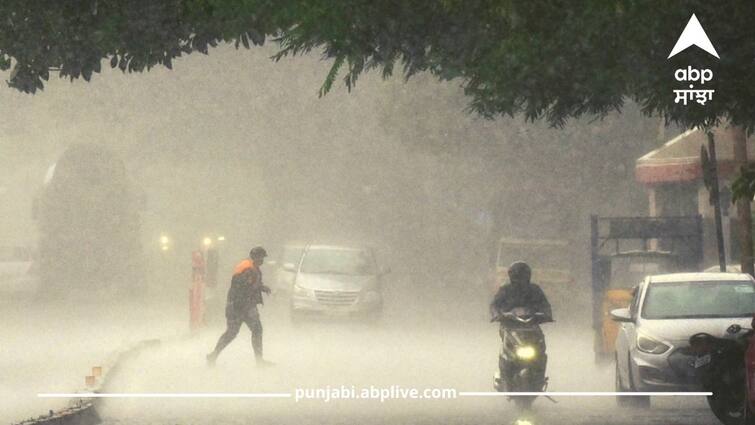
[706,132,727,272]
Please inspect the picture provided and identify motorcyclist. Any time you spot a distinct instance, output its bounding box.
[206,246,272,367]
[491,261,553,321]
[490,261,553,391]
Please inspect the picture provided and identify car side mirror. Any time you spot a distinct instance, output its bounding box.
[282,262,296,272]
[610,308,633,323]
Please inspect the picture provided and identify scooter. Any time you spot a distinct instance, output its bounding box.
[491,309,552,410]
[689,323,754,425]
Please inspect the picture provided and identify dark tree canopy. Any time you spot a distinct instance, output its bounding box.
[2,0,754,131]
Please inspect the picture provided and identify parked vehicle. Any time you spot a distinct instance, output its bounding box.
[492,308,552,410]
[288,244,388,322]
[591,214,704,364]
[689,322,754,425]
[746,331,755,424]
[597,251,679,363]
[0,245,38,294]
[35,144,143,292]
[612,272,755,408]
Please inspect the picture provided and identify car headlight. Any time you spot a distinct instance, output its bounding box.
[515,345,537,360]
[293,284,310,298]
[637,332,670,354]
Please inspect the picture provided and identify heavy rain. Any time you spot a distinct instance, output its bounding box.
[2,4,754,425]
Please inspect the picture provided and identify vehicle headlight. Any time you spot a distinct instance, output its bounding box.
[515,345,537,360]
[637,332,670,355]
[293,284,310,298]
[159,235,171,251]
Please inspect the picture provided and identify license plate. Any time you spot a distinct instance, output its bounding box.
[694,354,712,368]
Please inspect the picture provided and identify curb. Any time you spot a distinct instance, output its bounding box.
[11,339,163,425]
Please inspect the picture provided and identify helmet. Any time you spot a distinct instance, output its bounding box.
[508,261,531,284]
[249,246,268,259]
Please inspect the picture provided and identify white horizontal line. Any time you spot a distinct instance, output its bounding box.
[38,391,712,399]
[459,392,712,397]
[38,393,292,398]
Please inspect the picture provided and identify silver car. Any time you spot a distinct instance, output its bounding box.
[269,244,305,295]
[287,244,388,322]
[612,272,755,406]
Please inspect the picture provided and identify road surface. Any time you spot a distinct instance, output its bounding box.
[1,275,721,425]
[93,287,720,425]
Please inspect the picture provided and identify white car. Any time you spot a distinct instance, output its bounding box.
[269,244,304,295]
[0,246,38,294]
[288,244,388,322]
[612,272,755,407]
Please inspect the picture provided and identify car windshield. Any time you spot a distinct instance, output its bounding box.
[642,280,755,319]
[281,246,304,266]
[300,248,375,275]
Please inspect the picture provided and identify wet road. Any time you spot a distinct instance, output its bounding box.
[93,288,720,425]
[0,295,185,424]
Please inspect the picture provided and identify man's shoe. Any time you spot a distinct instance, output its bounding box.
[206,352,218,367]
[255,358,275,368]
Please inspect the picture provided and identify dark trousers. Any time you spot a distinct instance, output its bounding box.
[213,306,263,358]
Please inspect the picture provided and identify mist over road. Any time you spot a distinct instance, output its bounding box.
[77,277,716,425]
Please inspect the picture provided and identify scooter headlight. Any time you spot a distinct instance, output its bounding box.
[515,345,537,360]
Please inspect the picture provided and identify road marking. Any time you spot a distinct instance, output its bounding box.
[459,392,712,397]
[38,393,293,398]
[39,391,712,398]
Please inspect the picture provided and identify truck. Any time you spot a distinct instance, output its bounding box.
[490,237,575,293]
[34,144,144,296]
